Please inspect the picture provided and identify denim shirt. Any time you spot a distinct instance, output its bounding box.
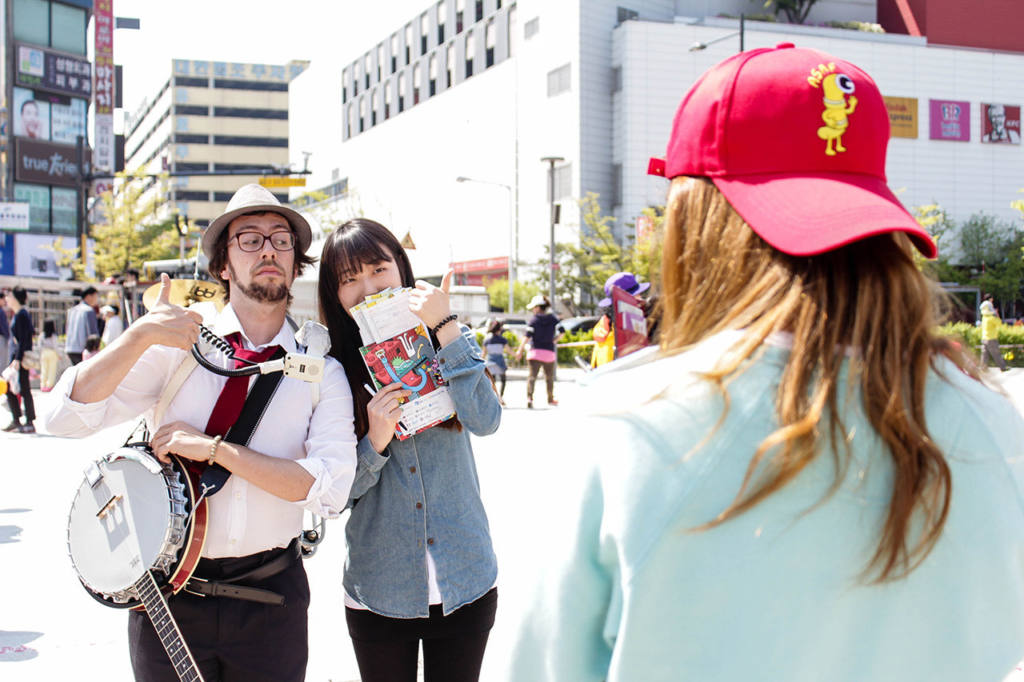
[343,327,502,618]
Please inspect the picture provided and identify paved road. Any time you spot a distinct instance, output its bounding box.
[1,366,1020,681]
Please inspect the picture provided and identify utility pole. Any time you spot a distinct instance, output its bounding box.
[540,156,564,309]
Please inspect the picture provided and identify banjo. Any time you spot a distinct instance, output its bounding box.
[67,442,208,682]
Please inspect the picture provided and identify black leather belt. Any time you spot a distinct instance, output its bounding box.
[184,538,300,606]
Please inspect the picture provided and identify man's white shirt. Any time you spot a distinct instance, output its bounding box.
[44,304,357,558]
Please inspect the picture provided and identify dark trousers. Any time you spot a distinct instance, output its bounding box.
[67,351,83,366]
[129,547,310,682]
[526,359,555,402]
[346,588,497,682]
[6,367,35,424]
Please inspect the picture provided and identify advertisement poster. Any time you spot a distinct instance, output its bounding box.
[93,0,114,172]
[15,233,60,279]
[929,99,970,141]
[884,96,918,139]
[13,86,50,140]
[0,233,14,276]
[16,44,91,99]
[980,103,1021,144]
[0,202,30,231]
[51,98,87,144]
[611,286,649,359]
[15,138,90,187]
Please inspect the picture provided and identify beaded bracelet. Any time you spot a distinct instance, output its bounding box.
[208,435,223,465]
[431,314,458,335]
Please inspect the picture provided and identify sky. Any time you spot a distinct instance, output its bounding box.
[111,1,433,125]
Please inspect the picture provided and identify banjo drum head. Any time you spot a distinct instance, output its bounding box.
[67,446,188,601]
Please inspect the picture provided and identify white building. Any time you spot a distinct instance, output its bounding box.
[289,0,1024,283]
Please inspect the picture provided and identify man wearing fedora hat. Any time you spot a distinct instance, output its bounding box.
[43,183,358,681]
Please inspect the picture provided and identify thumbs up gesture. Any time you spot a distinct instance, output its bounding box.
[410,270,457,340]
[135,274,203,351]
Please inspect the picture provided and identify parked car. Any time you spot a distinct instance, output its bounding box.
[556,316,600,335]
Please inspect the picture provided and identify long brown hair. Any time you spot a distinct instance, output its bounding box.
[318,218,460,439]
[661,177,978,582]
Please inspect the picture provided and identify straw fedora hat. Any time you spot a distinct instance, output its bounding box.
[201,184,312,260]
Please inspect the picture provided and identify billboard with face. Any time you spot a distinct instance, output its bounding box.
[13,87,50,140]
[981,103,1021,144]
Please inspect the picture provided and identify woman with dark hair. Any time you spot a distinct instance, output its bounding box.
[483,319,509,405]
[38,318,59,392]
[514,295,562,408]
[318,218,501,682]
[507,45,1024,681]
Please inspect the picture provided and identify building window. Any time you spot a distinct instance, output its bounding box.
[177,105,209,116]
[213,192,236,202]
[552,163,572,201]
[508,5,518,57]
[176,134,209,144]
[616,6,639,25]
[359,96,366,132]
[177,162,210,172]
[13,0,49,46]
[465,31,475,78]
[421,13,429,55]
[214,79,288,91]
[496,0,501,8]
[485,20,496,68]
[377,45,384,80]
[429,55,438,96]
[212,135,288,147]
[437,1,446,43]
[364,54,371,88]
[385,86,392,119]
[398,73,406,112]
[405,25,413,64]
[176,76,209,87]
[177,191,210,202]
[14,182,51,232]
[347,103,356,137]
[612,66,622,94]
[611,164,622,207]
[51,2,87,55]
[413,67,422,105]
[446,44,455,87]
[352,65,359,94]
[475,0,483,21]
[391,35,399,72]
[342,71,348,103]
[547,63,571,97]
[371,88,379,125]
[524,17,539,40]
[456,0,465,33]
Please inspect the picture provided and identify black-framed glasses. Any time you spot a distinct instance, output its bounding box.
[232,231,295,252]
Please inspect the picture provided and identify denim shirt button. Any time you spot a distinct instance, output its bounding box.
[427,537,435,545]
[410,466,417,473]
[416,502,423,509]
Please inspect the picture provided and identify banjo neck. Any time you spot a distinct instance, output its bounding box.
[135,570,205,682]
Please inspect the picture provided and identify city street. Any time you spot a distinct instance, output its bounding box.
[1,366,1022,681]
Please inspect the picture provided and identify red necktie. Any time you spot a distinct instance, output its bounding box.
[203,332,282,438]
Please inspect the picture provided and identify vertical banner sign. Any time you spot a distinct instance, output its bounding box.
[94,0,115,173]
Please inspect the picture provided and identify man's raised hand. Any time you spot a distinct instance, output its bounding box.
[134,273,203,351]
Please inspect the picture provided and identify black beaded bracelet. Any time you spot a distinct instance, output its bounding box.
[431,314,458,335]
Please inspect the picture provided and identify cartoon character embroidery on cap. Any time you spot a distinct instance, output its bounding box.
[808,63,858,156]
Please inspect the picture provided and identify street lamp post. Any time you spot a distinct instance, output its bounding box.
[689,14,745,53]
[540,156,564,310]
[455,176,517,313]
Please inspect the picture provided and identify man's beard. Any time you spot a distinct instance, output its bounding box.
[228,262,290,304]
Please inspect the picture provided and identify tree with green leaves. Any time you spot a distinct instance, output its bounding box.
[484,278,542,313]
[757,0,821,24]
[89,169,188,280]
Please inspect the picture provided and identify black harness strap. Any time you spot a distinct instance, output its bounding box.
[199,347,287,497]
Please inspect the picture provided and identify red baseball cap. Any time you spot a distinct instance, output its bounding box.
[649,43,936,259]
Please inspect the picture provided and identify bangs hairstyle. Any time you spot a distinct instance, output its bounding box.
[207,210,316,302]
[319,219,462,439]
[661,176,979,583]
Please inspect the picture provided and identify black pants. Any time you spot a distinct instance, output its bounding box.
[6,367,35,424]
[346,588,497,682]
[129,546,310,682]
[67,351,83,365]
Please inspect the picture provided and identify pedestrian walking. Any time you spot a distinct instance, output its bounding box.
[64,286,99,365]
[0,291,10,375]
[100,304,124,346]
[483,319,509,405]
[980,295,1008,370]
[515,295,562,408]
[38,319,59,392]
[506,44,1024,682]
[319,218,501,682]
[4,286,36,433]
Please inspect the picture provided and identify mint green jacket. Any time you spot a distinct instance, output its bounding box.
[507,332,1024,682]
